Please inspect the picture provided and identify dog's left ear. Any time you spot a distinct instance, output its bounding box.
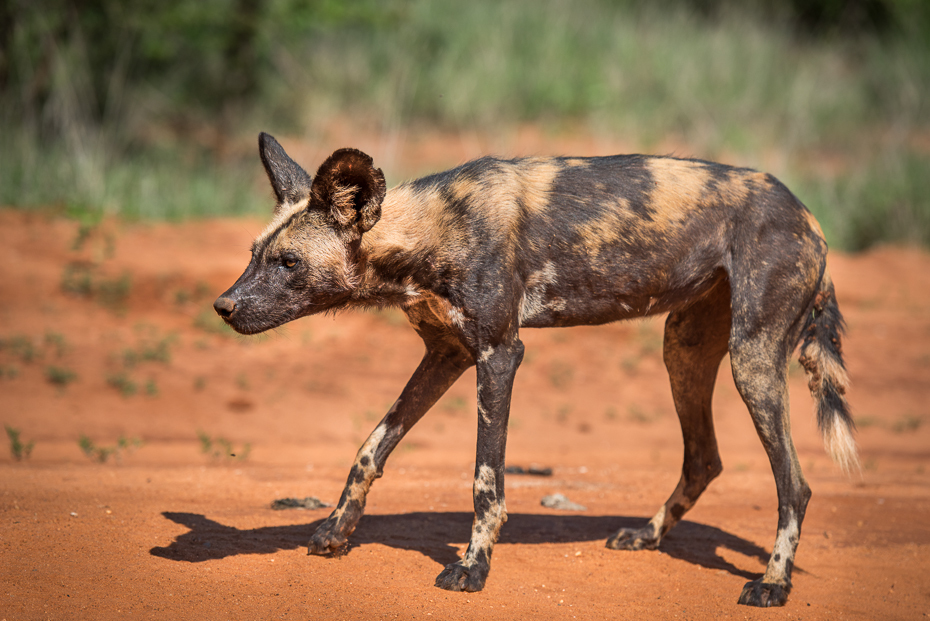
[259,132,313,210]
[310,148,386,233]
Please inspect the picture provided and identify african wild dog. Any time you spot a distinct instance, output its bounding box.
[214,133,856,607]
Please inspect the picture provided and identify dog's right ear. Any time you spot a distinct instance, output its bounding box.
[258,132,313,210]
[310,148,386,234]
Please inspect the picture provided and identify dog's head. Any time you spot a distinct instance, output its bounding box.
[214,133,386,334]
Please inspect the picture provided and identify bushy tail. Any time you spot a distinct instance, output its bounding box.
[798,269,859,473]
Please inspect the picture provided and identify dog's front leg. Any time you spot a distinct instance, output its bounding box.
[308,344,471,555]
[435,338,524,592]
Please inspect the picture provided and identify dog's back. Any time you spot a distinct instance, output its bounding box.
[374,154,825,329]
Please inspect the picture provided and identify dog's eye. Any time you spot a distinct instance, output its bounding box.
[282,255,299,269]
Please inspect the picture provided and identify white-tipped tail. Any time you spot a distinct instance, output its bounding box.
[799,270,859,474]
[824,414,860,474]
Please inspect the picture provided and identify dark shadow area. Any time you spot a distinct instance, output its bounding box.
[150,511,772,580]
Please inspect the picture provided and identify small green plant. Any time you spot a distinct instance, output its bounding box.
[5,425,34,461]
[61,263,132,312]
[61,263,95,297]
[79,435,115,463]
[118,436,143,451]
[197,431,250,461]
[71,222,96,252]
[45,366,77,387]
[96,273,132,311]
[107,372,137,397]
[78,434,142,463]
[44,332,68,358]
[1,335,37,363]
[122,334,175,367]
[68,218,115,259]
[144,379,159,397]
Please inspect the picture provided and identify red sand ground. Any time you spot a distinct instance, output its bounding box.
[1,205,929,620]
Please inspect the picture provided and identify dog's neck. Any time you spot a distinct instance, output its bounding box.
[352,184,444,308]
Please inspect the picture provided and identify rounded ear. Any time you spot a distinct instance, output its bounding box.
[259,132,313,209]
[310,148,386,233]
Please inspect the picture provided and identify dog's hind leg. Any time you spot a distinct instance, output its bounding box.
[607,276,731,551]
[308,335,472,555]
[728,334,811,607]
[727,271,817,607]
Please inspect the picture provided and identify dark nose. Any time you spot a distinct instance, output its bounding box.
[213,296,237,318]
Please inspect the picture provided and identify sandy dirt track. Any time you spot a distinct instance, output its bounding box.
[1,209,929,620]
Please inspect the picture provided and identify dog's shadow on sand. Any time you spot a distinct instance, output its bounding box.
[150,511,770,580]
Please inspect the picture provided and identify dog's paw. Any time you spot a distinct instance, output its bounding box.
[434,561,487,592]
[737,578,790,607]
[605,527,660,551]
[307,521,348,555]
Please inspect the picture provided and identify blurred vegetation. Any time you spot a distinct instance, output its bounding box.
[78,433,142,463]
[5,424,35,461]
[0,0,927,249]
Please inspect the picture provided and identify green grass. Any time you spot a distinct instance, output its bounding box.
[44,332,68,358]
[290,0,929,170]
[104,327,175,398]
[45,366,77,387]
[144,379,160,397]
[5,425,35,461]
[78,435,143,463]
[61,263,133,313]
[122,332,176,367]
[107,372,138,397]
[197,431,251,461]
[1,335,38,364]
[1,333,73,383]
[0,134,265,222]
[795,151,930,251]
